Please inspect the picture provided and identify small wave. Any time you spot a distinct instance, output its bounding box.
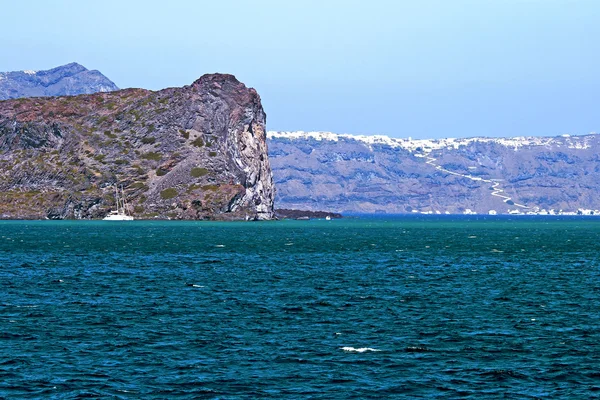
[199,259,222,264]
[341,347,380,353]
[480,369,527,379]
[283,306,304,313]
[0,332,37,340]
[0,358,30,366]
[330,378,355,383]
[405,346,432,352]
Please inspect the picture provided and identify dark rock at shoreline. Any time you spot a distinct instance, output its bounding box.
[275,208,342,220]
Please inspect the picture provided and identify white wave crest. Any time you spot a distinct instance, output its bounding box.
[341,347,380,353]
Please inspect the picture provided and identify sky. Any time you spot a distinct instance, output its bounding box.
[2,0,599,139]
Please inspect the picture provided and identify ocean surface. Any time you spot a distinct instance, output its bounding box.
[1,216,599,399]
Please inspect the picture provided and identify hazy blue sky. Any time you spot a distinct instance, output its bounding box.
[2,0,599,138]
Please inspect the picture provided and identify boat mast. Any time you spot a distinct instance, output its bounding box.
[115,186,120,214]
[121,186,129,216]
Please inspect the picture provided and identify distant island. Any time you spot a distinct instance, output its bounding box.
[0,62,118,100]
[268,131,600,216]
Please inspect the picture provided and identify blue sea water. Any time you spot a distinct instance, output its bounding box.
[1,216,600,399]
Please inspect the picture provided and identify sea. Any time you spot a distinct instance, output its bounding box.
[1,216,599,399]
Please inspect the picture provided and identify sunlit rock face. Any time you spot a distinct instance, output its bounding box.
[0,74,275,220]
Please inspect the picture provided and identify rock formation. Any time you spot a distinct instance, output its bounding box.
[0,63,119,100]
[0,74,275,220]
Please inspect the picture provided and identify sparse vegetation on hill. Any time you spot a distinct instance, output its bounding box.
[0,74,275,220]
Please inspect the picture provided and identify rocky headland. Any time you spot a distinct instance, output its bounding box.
[0,74,275,220]
[0,63,118,100]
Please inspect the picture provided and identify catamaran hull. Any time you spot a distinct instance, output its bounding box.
[103,215,134,221]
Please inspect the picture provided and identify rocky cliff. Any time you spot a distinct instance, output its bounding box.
[268,131,600,215]
[0,74,275,220]
[0,63,119,100]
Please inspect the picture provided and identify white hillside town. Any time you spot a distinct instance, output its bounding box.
[267,131,596,152]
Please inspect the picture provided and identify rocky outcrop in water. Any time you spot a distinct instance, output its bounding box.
[0,63,119,100]
[268,131,600,215]
[0,74,275,220]
[274,209,342,220]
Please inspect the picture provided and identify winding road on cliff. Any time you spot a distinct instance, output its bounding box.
[424,155,528,209]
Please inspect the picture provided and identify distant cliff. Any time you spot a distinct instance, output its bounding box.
[0,63,118,100]
[0,74,275,220]
[268,131,600,215]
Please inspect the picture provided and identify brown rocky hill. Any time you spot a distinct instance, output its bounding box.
[0,74,275,220]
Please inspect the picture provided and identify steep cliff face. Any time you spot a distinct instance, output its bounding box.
[0,74,275,220]
[268,131,600,215]
[0,63,119,100]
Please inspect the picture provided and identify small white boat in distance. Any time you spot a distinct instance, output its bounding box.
[325,216,331,220]
[103,185,134,221]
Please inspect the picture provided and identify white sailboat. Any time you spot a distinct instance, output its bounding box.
[103,186,134,221]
